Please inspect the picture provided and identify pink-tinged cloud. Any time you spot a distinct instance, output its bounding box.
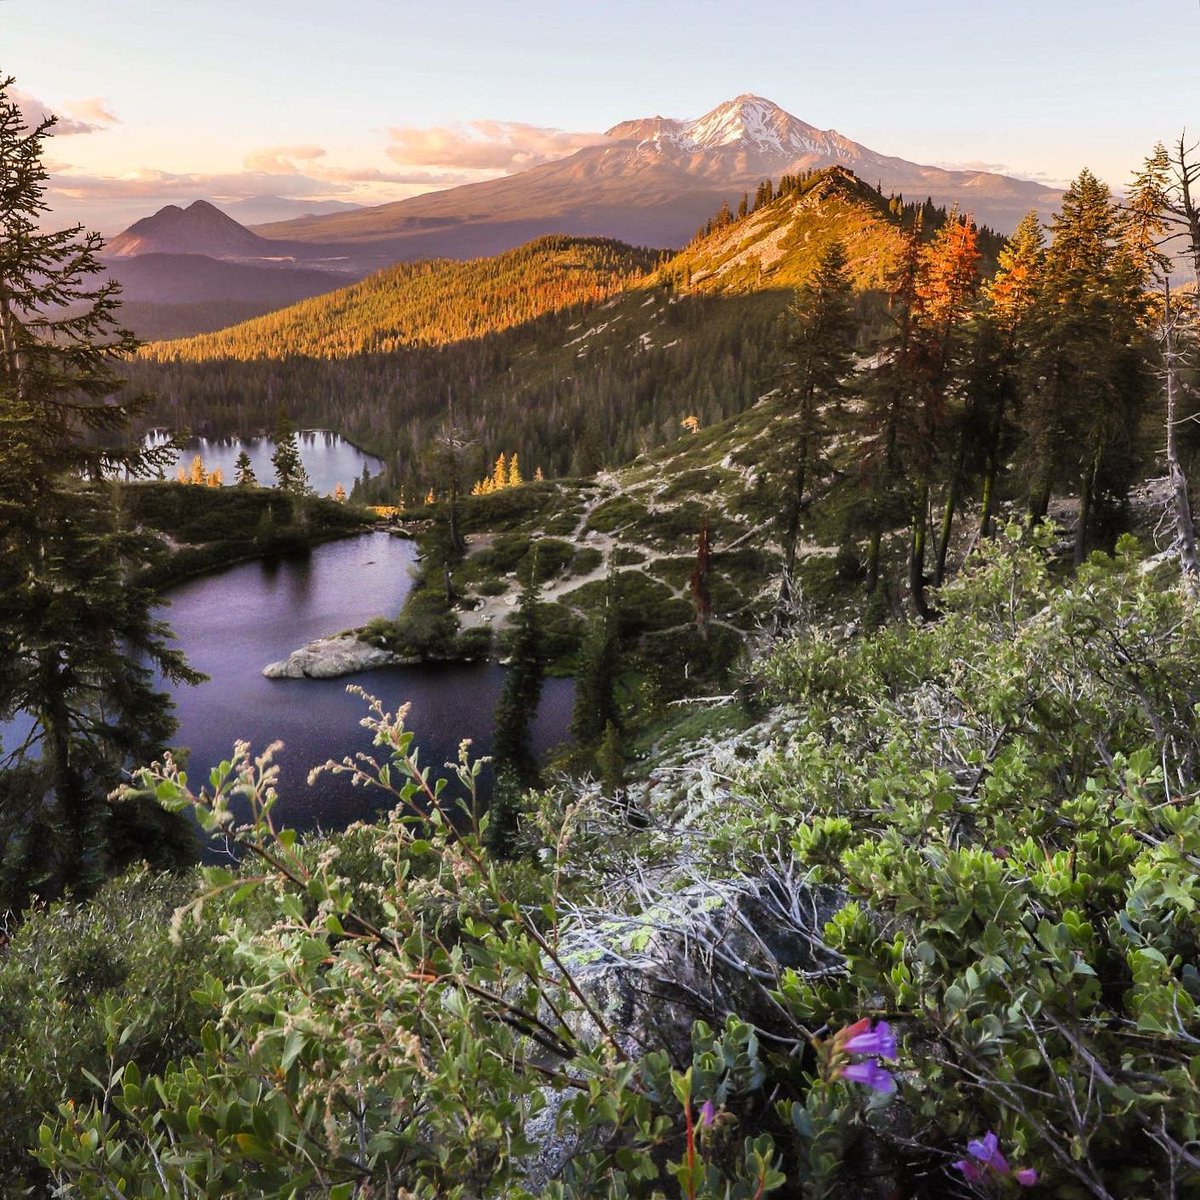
[64,97,121,129]
[13,88,119,135]
[237,147,469,188]
[315,164,475,186]
[385,119,603,172]
[243,144,327,173]
[50,167,349,202]
[933,159,1068,187]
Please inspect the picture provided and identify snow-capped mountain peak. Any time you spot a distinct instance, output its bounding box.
[684,94,805,152]
[605,95,853,162]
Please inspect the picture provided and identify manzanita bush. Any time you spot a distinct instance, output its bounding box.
[29,527,1200,1197]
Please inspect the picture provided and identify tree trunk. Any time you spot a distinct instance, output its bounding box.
[1074,452,1101,567]
[0,283,28,400]
[979,453,998,539]
[865,525,882,595]
[771,435,810,635]
[934,434,966,586]
[1028,478,1052,527]
[1164,287,1200,595]
[909,480,934,621]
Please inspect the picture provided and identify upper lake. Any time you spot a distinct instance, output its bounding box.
[146,430,385,497]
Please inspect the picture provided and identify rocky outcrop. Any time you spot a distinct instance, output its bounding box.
[262,636,406,679]
[520,869,849,1193]
[556,870,847,1063]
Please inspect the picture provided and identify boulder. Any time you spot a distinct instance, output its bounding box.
[262,636,405,679]
[519,871,849,1194]
[555,870,847,1063]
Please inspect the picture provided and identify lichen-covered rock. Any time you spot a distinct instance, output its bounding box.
[262,635,406,679]
[519,870,849,1194]
[556,870,846,1063]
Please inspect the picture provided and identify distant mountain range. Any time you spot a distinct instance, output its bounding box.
[250,95,1060,253]
[103,96,1062,339]
[219,196,363,226]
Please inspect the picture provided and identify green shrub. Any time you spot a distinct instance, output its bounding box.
[569,546,604,576]
[455,625,493,659]
[585,494,648,534]
[0,870,229,1192]
[388,586,460,659]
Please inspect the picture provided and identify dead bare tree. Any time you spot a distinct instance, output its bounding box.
[1128,140,1200,595]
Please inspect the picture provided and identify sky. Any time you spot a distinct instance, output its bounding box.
[5,0,1200,232]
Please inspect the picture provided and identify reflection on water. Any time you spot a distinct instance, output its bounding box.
[161,532,573,835]
[145,429,385,498]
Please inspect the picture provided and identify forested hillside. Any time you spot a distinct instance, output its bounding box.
[142,236,659,361]
[127,169,989,497]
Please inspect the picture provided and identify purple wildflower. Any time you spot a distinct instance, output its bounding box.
[952,1159,985,1184]
[698,1099,716,1128]
[1016,1167,1038,1187]
[967,1131,1010,1175]
[840,1019,898,1061]
[838,1058,896,1094]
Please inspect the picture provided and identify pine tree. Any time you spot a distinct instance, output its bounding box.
[234,449,258,487]
[771,239,857,631]
[972,211,1045,538]
[491,555,545,788]
[187,454,207,485]
[0,76,200,908]
[271,410,311,495]
[570,578,621,748]
[690,517,713,641]
[1022,170,1152,562]
[506,452,522,487]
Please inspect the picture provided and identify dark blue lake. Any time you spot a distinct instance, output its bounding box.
[160,531,572,835]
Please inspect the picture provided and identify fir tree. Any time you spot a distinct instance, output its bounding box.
[570,578,621,748]
[271,410,311,495]
[0,76,200,908]
[971,210,1045,539]
[491,552,545,788]
[234,449,258,487]
[771,239,857,631]
[483,768,523,861]
[597,721,625,799]
[1022,170,1152,562]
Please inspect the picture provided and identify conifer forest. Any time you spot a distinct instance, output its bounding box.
[4,10,1200,1195]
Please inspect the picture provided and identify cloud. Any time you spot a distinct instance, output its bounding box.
[236,147,470,188]
[315,164,474,186]
[13,88,119,135]
[50,166,350,202]
[933,158,1067,187]
[243,144,327,174]
[385,119,602,172]
[64,97,121,129]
